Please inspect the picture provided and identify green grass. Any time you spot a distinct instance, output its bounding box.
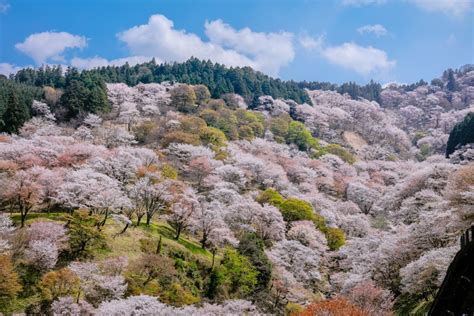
[138,222,211,257]
[7,211,213,262]
[9,212,65,225]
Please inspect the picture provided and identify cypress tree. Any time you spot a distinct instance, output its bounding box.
[2,89,29,134]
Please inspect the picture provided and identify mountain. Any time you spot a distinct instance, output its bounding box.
[0,61,472,315]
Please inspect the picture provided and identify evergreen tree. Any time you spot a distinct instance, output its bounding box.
[447,69,458,92]
[2,89,29,133]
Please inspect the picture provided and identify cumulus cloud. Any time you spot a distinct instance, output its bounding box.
[71,55,155,69]
[408,0,472,18]
[117,14,294,76]
[0,63,24,76]
[357,24,388,37]
[301,35,396,76]
[15,31,87,64]
[204,19,294,76]
[321,42,395,76]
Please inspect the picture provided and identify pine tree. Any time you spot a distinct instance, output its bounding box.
[447,69,458,92]
[2,89,29,134]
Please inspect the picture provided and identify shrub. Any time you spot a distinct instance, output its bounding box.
[325,227,346,251]
[199,126,227,149]
[161,131,201,147]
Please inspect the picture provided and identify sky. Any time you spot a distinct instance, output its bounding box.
[0,0,473,84]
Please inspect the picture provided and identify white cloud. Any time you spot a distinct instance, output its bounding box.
[408,0,472,18]
[301,35,396,76]
[204,19,294,76]
[341,0,387,6]
[15,31,87,64]
[70,55,155,69]
[0,3,10,13]
[117,14,294,76]
[357,24,388,37]
[0,63,27,76]
[299,34,325,50]
[321,42,395,76]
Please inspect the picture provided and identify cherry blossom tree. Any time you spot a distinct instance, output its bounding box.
[83,113,103,128]
[2,168,45,227]
[287,220,328,251]
[399,246,457,299]
[128,178,175,226]
[0,214,14,253]
[346,281,394,316]
[167,187,200,239]
[252,204,285,243]
[69,261,127,306]
[266,239,322,289]
[51,296,94,316]
[346,182,380,214]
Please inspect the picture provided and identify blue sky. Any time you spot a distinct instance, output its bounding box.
[0,0,473,84]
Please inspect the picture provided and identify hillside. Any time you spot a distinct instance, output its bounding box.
[0,63,473,315]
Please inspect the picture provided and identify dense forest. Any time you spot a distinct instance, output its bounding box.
[2,59,472,136]
[10,58,312,104]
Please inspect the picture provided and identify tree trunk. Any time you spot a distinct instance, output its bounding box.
[100,210,109,227]
[156,236,162,255]
[20,208,27,228]
[114,223,129,238]
[201,233,208,249]
[175,225,182,240]
[136,214,144,227]
[146,213,152,226]
[211,249,216,270]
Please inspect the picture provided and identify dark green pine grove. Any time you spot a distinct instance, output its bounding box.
[446,112,474,157]
[0,76,43,133]
[12,58,312,105]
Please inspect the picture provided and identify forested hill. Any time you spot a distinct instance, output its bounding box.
[10,58,312,104]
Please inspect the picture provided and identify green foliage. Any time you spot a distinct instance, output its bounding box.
[417,143,432,161]
[161,164,178,179]
[199,126,227,149]
[325,227,346,251]
[256,188,285,207]
[298,79,381,103]
[2,89,29,134]
[238,233,272,291]
[60,69,110,120]
[39,268,80,301]
[171,85,197,113]
[212,248,259,299]
[0,78,42,134]
[446,69,458,92]
[0,255,22,313]
[199,104,265,141]
[269,115,292,143]
[323,144,356,164]
[160,282,200,306]
[259,189,346,250]
[180,116,207,133]
[64,211,107,259]
[446,112,474,157]
[286,121,318,151]
[14,59,311,105]
[161,131,201,147]
[278,198,315,222]
[193,85,211,104]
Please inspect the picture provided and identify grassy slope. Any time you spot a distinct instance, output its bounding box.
[10,212,213,263]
